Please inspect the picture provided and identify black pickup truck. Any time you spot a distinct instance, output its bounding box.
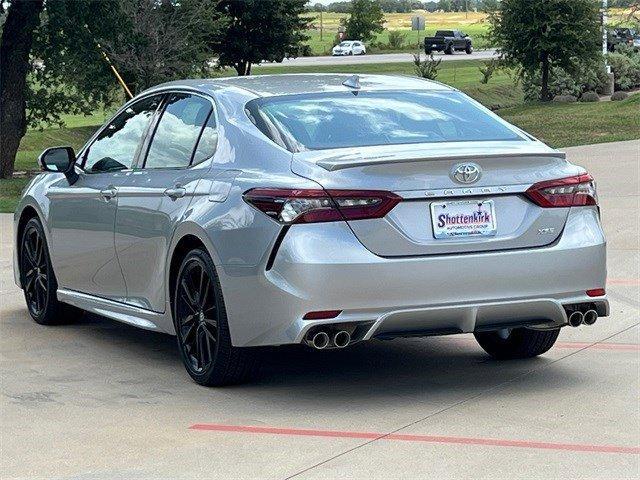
[424,30,473,55]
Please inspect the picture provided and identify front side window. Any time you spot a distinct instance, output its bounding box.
[144,93,213,169]
[83,95,161,173]
[246,91,525,152]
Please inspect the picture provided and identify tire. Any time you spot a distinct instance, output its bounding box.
[19,217,83,325]
[173,248,259,386]
[425,48,432,55]
[445,43,454,55]
[465,44,473,54]
[474,327,560,360]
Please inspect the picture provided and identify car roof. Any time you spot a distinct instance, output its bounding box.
[151,74,454,99]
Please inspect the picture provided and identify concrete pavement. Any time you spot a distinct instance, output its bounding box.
[0,140,638,479]
[259,49,497,67]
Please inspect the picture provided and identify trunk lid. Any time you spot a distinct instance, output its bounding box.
[291,141,583,256]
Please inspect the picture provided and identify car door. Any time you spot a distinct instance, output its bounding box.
[114,92,218,312]
[454,31,464,49]
[46,95,162,301]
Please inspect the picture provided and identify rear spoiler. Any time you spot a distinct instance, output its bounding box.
[314,151,567,172]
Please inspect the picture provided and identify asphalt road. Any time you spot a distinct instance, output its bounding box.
[0,140,638,480]
[259,49,497,67]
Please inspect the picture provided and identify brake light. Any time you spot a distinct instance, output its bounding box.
[243,188,401,224]
[525,174,597,208]
[586,288,606,297]
[303,310,342,320]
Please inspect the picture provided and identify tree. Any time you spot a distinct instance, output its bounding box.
[102,0,227,92]
[477,0,499,13]
[214,0,310,76]
[0,0,44,179]
[343,0,384,43]
[489,0,601,101]
[0,0,227,178]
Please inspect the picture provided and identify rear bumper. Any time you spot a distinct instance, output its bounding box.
[219,207,607,347]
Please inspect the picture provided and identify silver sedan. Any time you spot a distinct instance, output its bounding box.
[13,74,608,386]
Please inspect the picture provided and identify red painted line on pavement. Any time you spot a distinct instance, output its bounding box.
[189,424,640,455]
[608,278,640,286]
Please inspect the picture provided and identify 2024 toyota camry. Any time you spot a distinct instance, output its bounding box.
[13,74,608,386]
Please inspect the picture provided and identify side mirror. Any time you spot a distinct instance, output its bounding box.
[38,146,79,185]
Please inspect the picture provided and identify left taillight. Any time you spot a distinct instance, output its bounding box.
[525,174,598,208]
[243,188,401,224]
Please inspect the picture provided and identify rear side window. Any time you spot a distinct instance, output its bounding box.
[192,112,218,164]
[83,95,161,172]
[145,93,212,169]
[246,91,524,152]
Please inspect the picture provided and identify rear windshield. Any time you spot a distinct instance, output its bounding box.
[246,91,524,151]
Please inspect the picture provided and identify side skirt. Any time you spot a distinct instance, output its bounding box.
[57,288,174,334]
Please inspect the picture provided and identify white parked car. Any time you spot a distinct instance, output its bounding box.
[332,41,366,56]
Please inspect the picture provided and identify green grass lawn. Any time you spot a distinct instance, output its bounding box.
[303,24,491,56]
[500,94,640,148]
[2,61,638,213]
[302,10,492,55]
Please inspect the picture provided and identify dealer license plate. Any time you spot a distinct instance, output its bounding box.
[430,200,497,239]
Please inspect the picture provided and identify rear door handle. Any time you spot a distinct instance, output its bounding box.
[164,186,186,199]
[100,186,117,200]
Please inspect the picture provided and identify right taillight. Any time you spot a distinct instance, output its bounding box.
[243,188,401,224]
[525,174,598,208]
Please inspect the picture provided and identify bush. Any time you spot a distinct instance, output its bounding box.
[580,91,600,102]
[478,59,498,84]
[413,53,441,80]
[387,30,406,50]
[522,60,609,101]
[611,91,629,101]
[608,50,640,91]
[553,94,578,103]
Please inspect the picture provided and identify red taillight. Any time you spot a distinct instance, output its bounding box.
[586,288,606,297]
[303,310,342,320]
[243,188,401,224]
[525,174,598,208]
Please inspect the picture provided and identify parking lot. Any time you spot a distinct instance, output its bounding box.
[0,140,638,480]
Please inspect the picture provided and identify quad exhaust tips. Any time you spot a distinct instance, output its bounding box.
[566,307,598,327]
[306,329,351,349]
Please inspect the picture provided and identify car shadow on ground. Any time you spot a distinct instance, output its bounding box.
[3,308,585,408]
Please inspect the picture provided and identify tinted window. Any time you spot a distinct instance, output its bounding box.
[192,111,218,165]
[84,96,161,172]
[247,91,524,151]
[145,93,212,169]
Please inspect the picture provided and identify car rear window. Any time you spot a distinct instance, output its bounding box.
[246,91,524,152]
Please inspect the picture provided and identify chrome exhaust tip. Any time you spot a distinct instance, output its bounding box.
[309,331,330,350]
[583,309,598,326]
[568,311,584,327]
[333,330,351,348]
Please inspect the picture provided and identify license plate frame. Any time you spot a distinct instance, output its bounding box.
[430,200,497,239]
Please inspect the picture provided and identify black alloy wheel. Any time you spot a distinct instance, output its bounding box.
[173,248,259,386]
[175,255,219,375]
[21,221,49,318]
[19,217,82,325]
